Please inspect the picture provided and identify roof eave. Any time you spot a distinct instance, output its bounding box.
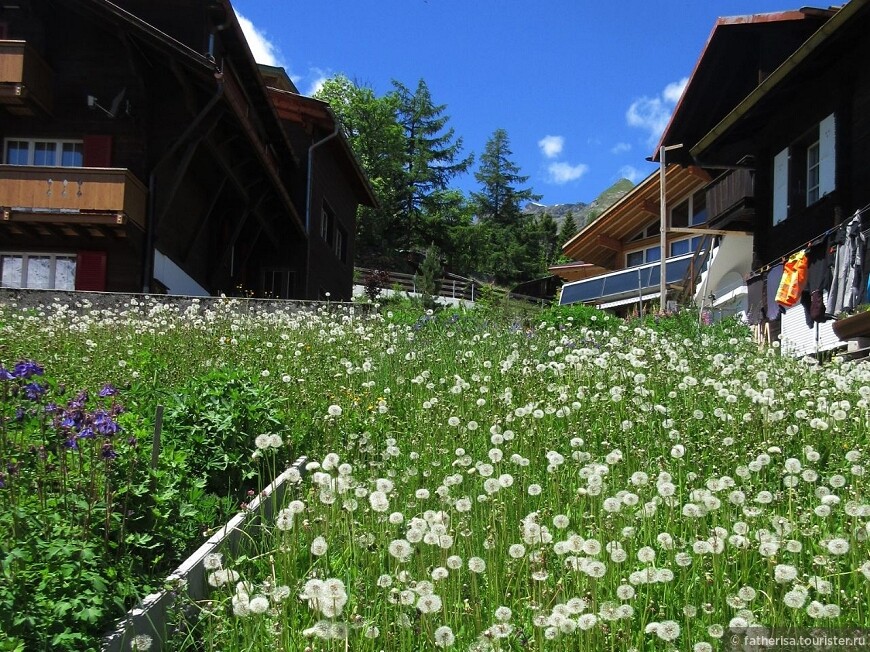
[691,0,865,160]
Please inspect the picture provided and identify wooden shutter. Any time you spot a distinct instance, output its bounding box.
[818,113,836,198]
[82,135,113,167]
[75,250,107,291]
[772,147,789,225]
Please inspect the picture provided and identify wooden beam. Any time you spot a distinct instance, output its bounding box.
[686,166,711,182]
[184,176,228,263]
[596,234,622,251]
[641,199,659,215]
[237,224,263,273]
[669,227,753,236]
[4,211,126,226]
[217,206,252,273]
[155,136,202,230]
[202,137,282,250]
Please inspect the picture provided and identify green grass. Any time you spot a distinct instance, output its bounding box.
[1,298,868,651]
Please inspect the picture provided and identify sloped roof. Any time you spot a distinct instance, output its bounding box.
[561,165,709,268]
[268,88,379,208]
[653,6,836,164]
[692,0,869,162]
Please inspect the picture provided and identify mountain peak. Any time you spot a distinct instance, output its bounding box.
[522,178,634,228]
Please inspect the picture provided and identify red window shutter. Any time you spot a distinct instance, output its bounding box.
[82,135,113,167]
[75,251,107,291]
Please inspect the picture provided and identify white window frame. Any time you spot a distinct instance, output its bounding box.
[321,201,335,245]
[0,252,76,290]
[625,245,660,268]
[3,138,84,167]
[806,139,821,205]
[669,235,705,257]
[772,113,835,225]
[627,222,660,243]
[669,190,707,229]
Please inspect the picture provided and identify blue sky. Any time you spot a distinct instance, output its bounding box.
[233,0,796,207]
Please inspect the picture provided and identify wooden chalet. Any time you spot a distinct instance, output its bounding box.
[0,0,374,300]
[553,165,718,313]
[656,0,870,353]
[262,67,377,301]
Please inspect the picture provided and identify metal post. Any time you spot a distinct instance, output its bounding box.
[659,146,667,309]
[659,144,683,311]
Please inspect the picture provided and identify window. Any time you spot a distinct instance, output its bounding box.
[3,139,84,167]
[625,246,660,268]
[773,113,835,225]
[1,253,76,290]
[321,202,335,245]
[263,268,295,299]
[628,222,660,242]
[669,190,707,228]
[806,140,821,205]
[669,235,705,257]
[334,225,347,263]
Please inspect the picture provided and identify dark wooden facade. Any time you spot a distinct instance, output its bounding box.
[0,0,372,299]
[264,70,377,302]
[660,1,870,267]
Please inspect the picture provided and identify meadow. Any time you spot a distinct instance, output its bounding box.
[1,296,868,651]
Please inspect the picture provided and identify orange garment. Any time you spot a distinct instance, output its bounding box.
[775,250,809,308]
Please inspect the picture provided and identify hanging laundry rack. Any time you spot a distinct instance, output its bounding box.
[745,201,870,280]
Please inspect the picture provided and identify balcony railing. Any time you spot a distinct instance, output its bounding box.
[559,253,694,306]
[0,165,147,229]
[706,168,754,225]
[0,40,53,115]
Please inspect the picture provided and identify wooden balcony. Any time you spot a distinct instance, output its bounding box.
[0,40,53,115]
[706,167,755,228]
[0,165,147,230]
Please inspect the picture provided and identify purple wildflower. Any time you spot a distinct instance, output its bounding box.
[13,360,44,379]
[0,366,14,381]
[98,384,118,398]
[68,391,88,410]
[23,382,47,401]
[101,443,117,460]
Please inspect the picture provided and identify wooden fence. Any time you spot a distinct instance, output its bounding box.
[354,268,548,305]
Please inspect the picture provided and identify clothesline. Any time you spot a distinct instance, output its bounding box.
[746,201,870,280]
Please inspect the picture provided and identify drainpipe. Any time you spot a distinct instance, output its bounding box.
[305,122,341,233]
[141,70,224,293]
[304,121,340,298]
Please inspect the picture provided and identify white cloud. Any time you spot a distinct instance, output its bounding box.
[618,165,644,184]
[306,68,329,96]
[235,11,285,67]
[538,135,564,159]
[626,76,689,147]
[663,78,688,104]
[611,142,631,155]
[547,162,589,185]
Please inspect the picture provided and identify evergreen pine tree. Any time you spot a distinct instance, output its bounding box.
[472,129,541,284]
[393,79,473,252]
[415,244,443,309]
[537,212,560,268]
[559,211,578,247]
